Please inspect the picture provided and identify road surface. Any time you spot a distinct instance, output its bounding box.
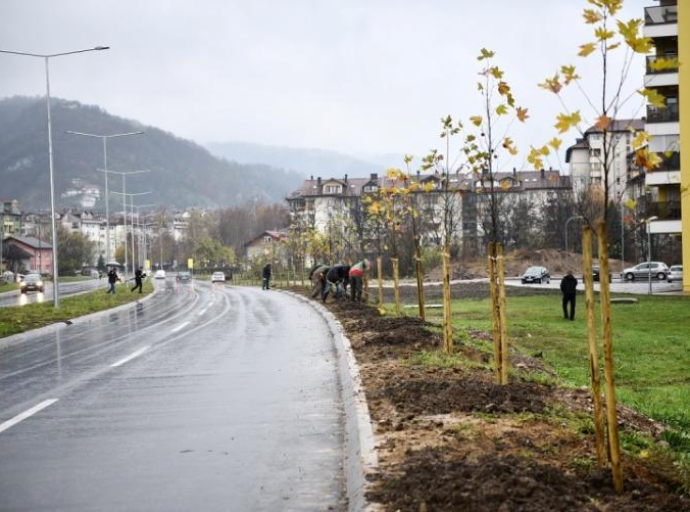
[0,278,103,308]
[0,279,345,510]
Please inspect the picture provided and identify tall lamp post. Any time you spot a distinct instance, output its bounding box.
[65,130,144,267]
[646,216,658,296]
[0,46,109,307]
[111,189,151,277]
[133,204,157,269]
[99,169,149,279]
[564,215,584,270]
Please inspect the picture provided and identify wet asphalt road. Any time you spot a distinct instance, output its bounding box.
[0,279,344,511]
[0,278,103,308]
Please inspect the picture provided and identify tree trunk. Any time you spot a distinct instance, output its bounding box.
[377,256,384,309]
[597,222,623,493]
[442,245,453,352]
[415,245,425,322]
[488,242,502,382]
[497,244,509,385]
[392,257,401,316]
[583,226,606,468]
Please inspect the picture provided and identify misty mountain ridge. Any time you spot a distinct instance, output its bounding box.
[206,140,404,180]
[0,96,304,211]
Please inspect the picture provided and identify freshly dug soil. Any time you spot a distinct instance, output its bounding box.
[379,280,559,304]
[381,375,549,415]
[369,449,690,512]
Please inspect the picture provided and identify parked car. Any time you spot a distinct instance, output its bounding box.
[176,271,192,283]
[211,272,226,283]
[90,269,100,279]
[521,266,550,284]
[621,262,669,281]
[154,269,166,279]
[667,265,683,283]
[20,273,44,293]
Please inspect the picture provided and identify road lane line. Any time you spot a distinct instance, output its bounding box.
[0,399,59,435]
[170,321,190,333]
[110,346,150,368]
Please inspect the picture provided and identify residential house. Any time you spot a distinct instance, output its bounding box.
[244,230,288,263]
[3,235,53,275]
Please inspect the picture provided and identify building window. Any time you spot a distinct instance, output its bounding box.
[264,237,272,243]
[325,185,342,194]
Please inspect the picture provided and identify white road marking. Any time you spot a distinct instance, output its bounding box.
[170,321,190,333]
[198,308,208,316]
[110,346,150,368]
[0,399,59,435]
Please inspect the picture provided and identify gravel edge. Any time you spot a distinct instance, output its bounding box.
[280,290,379,512]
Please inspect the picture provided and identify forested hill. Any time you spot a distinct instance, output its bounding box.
[0,96,303,210]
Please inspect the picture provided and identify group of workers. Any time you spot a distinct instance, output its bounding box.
[308,259,371,303]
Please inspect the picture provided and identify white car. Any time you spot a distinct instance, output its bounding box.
[622,262,669,281]
[211,272,226,283]
[154,269,166,279]
[667,265,683,283]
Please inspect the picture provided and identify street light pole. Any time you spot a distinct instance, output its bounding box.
[100,169,149,279]
[646,216,658,296]
[565,215,584,270]
[65,130,144,266]
[0,46,109,308]
[133,204,156,270]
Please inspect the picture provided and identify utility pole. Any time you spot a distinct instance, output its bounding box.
[111,190,151,277]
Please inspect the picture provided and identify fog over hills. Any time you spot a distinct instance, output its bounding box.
[0,97,304,210]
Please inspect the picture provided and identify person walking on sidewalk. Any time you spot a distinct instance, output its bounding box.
[262,263,272,290]
[131,267,146,293]
[560,270,578,320]
[107,268,119,294]
[349,259,370,302]
[310,263,330,299]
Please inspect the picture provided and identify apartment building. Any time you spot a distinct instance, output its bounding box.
[644,0,689,292]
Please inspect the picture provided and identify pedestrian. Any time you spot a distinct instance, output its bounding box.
[310,263,330,299]
[560,270,578,320]
[262,263,272,290]
[322,264,350,302]
[131,266,146,293]
[349,259,370,302]
[107,268,119,294]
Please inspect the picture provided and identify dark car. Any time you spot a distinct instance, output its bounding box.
[521,266,550,284]
[176,271,192,283]
[591,266,612,282]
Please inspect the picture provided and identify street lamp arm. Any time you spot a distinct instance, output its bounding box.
[0,47,109,58]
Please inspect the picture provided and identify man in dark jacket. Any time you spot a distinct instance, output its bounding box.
[107,268,119,294]
[262,263,272,290]
[560,270,578,320]
[322,264,350,302]
[131,266,146,293]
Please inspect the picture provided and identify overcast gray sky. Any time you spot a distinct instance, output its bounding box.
[2,0,649,169]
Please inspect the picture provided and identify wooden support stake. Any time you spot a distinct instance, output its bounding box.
[488,243,502,382]
[377,256,384,308]
[497,244,509,385]
[392,257,401,316]
[583,226,606,468]
[415,245,426,322]
[442,245,453,353]
[597,222,624,493]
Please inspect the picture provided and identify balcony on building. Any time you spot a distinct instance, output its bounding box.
[644,4,678,38]
[645,53,679,88]
[646,102,679,123]
[647,199,682,234]
[645,152,681,187]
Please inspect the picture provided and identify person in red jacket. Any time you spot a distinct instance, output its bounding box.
[349,259,370,302]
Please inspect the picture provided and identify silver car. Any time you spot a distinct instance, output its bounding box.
[622,262,669,281]
[667,265,683,283]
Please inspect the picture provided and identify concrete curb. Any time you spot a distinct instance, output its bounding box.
[0,288,158,352]
[280,290,378,512]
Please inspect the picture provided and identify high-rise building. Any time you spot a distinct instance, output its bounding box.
[644,0,689,292]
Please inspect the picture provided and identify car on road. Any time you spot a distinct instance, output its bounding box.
[622,262,669,281]
[667,265,683,283]
[521,266,550,284]
[20,273,44,293]
[585,266,612,283]
[211,272,226,283]
[154,269,166,279]
[176,271,192,283]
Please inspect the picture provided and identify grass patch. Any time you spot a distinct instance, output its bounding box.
[0,281,154,338]
[420,293,690,435]
[57,275,92,283]
[0,282,19,293]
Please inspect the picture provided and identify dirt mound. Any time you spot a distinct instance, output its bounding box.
[369,450,690,512]
[382,375,549,415]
